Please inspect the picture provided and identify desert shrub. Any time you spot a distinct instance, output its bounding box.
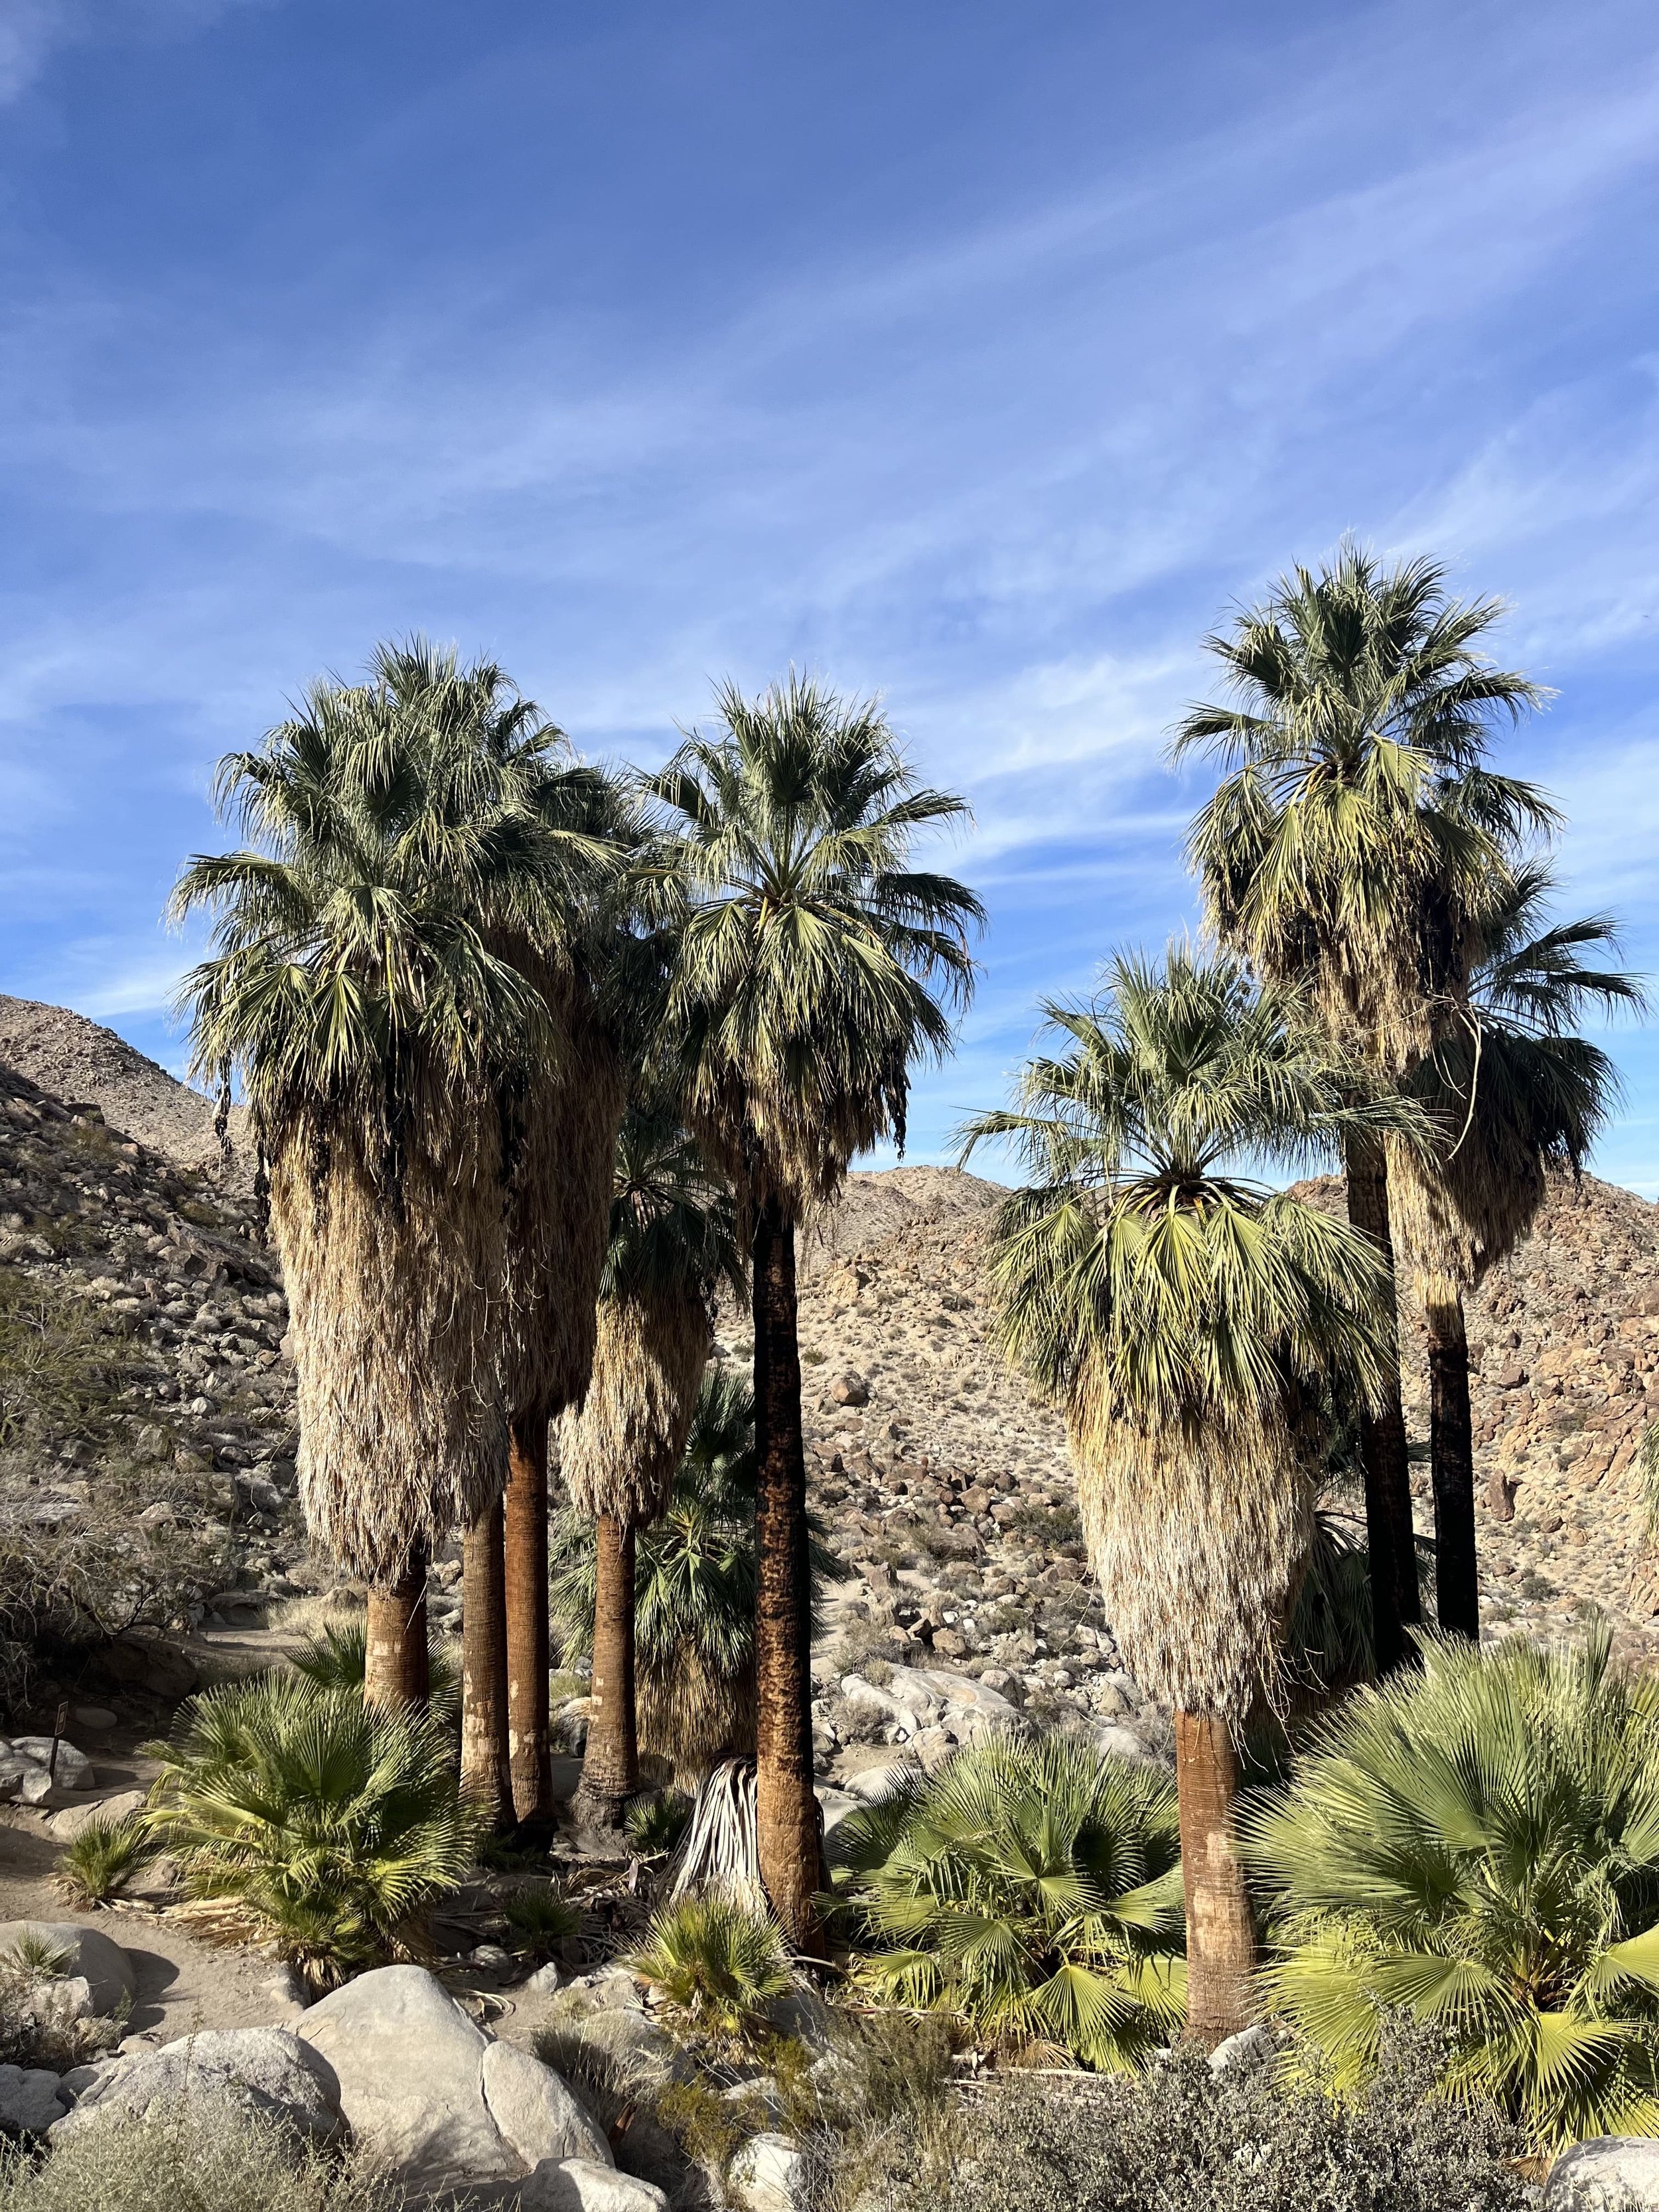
[833,1733,1184,2068]
[147,1672,482,1988]
[822,1694,890,1748]
[502,1883,587,1961]
[0,2106,401,2211]
[827,1617,908,1676]
[626,1789,692,1858]
[1249,1625,1659,2148]
[56,1812,152,1908]
[626,1893,792,2039]
[831,2034,1526,2212]
[289,1620,461,1726]
[0,1935,124,2072]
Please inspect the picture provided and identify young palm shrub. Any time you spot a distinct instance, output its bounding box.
[642,674,982,1943]
[961,949,1396,2041]
[1173,546,1553,1667]
[561,1108,745,1828]
[56,1813,151,1909]
[502,1882,587,1962]
[147,1672,483,1989]
[1380,861,1640,1635]
[834,1733,1185,2069]
[627,1892,793,2039]
[174,640,618,1710]
[1249,1627,1659,2150]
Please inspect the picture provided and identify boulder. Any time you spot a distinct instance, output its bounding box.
[0,2064,69,2136]
[518,2158,670,2211]
[1207,2023,1275,2076]
[51,2028,343,2146]
[480,2040,611,2168]
[729,2132,810,2212]
[13,1738,94,1791]
[92,1633,199,1702]
[47,1790,148,1843]
[1548,2138,1659,2210]
[0,1923,133,2016]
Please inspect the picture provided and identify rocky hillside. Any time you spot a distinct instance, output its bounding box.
[3,997,1658,1759]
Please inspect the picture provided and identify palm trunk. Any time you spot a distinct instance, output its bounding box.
[751,1196,824,1954]
[1174,1710,1255,2045]
[461,1497,511,1820]
[1427,1290,1480,1639]
[574,1513,638,1828]
[504,1410,553,1828]
[365,1540,429,1710]
[1344,1130,1421,1673]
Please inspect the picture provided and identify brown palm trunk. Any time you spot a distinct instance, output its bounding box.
[1427,1291,1480,1639]
[504,1410,553,1827]
[574,1513,638,1827]
[751,1197,824,1953]
[1344,1131,1421,1673]
[365,1539,429,1710]
[1175,1709,1255,2045]
[461,1498,510,1819]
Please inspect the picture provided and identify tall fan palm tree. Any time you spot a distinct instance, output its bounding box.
[561,1108,745,1828]
[640,674,981,1944]
[1382,863,1641,1635]
[173,640,613,1711]
[1173,545,1554,1672]
[960,948,1396,2042]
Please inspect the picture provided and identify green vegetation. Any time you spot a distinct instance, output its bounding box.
[626,1892,794,2039]
[502,1882,587,1961]
[1250,1628,1659,2148]
[834,1733,1184,2069]
[0,2111,398,2212]
[0,1936,123,2073]
[56,1811,152,1908]
[147,1673,482,1988]
[291,1619,461,1725]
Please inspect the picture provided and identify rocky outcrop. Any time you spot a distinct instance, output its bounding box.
[51,2026,344,2145]
[1547,2136,1659,2209]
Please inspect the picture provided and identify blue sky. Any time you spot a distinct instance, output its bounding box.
[1,0,1656,1185]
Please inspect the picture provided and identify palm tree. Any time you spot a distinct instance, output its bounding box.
[550,1364,840,1782]
[560,1107,745,1828]
[640,674,981,1944]
[173,641,609,1710]
[960,948,1395,2042]
[1382,863,1640,1635]
[1173,545,1554,1672]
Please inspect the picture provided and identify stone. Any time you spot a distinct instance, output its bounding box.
[52,2028,344,2146]
[481,2040,611,2168]
[526,1962,563,1995]
[0,1923,133,2016]
[12,1737,94,1791]
[519,2159,670,2211]
[0,2065,69,2134]
[1208,2022,1275,2076]
[1547,2138,1659,2210]
[71,1706,117,1732]
[47,1789,147,1842]
[830,1374,869,1407]
[93,1633,199,1702]
[729,2132,809,2212]
[296,1964,516,2195]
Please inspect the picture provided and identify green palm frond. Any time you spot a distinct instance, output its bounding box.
[835,1732,1184,2071]
[1249,1628,1659,2148]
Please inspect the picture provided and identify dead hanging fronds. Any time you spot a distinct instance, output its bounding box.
[500,964,628,1423]
[272,1109,510,1585]
[1073,1392,1317,1724]
[558,1285,710,1527]
[640,1640,757,1783]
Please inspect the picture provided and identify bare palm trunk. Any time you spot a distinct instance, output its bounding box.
[461,1497,510,1820]
[1427,1291,1480,1640]
[365,1540,429,1710]
[574,1513,638,1828]
[1344,1132,1421,1672]
[505,1410,553,1827]
[1174,1710,1255,2045]
[751,1197,824,1954]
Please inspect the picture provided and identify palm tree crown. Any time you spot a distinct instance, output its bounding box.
[641,672,983,1209]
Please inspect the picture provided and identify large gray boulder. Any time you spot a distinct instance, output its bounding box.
[50,2027,343,2146]
[1548,2138,1659,2209]
[518,2159,669,2211]
[0,1922,133,2015]
[0,2064,70,2136]
[46,1791,148,1844]
[297,1964,614,2200]
[480,2039,610,2168]
[11,1737,94,1791]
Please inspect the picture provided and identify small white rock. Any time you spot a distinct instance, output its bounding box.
[729,2132,810,2212]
